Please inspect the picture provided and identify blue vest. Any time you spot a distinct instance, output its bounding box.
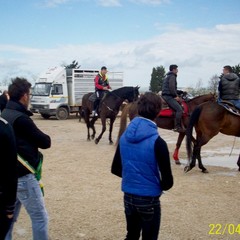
[120,117,162,197]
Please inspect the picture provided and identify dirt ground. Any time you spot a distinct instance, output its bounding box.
[11,114,240,240]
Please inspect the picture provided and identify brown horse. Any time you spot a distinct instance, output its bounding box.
[185,101,240,173]
[117,93,216,164]
[81,86,140,144]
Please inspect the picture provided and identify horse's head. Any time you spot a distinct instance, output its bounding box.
[132,85,140,101]
[126,86,140,102]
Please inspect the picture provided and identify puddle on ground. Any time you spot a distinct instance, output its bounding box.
[180,155,239,171]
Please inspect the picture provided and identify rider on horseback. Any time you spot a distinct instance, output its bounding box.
[218,65,240,110]
[162,64,185,133]
[91,66,111,117]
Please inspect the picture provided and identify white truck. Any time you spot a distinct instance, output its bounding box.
[30,67,124,120]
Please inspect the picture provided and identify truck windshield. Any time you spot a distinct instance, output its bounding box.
[32,83,52,96]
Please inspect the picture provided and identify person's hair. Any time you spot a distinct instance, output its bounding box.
[8,77,32,101]
[169,64,178,71]
[138,92,162,120]
[101,66,107,71]
[223,65,233,73]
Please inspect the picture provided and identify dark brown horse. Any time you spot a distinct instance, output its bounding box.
[81,86,140,144]
[185,101,240,173]
[117,93,216,164]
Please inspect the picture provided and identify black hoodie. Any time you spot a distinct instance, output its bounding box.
[218,73,240,100]
[1,100,51,177]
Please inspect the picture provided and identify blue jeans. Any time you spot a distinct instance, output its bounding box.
[5,174,48,240]
[218,98,240,109]
[124,193,161,240]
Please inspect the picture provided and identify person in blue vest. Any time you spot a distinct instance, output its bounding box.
[218,65,240,109]
[111,92,174,240]
[0,117,17,239]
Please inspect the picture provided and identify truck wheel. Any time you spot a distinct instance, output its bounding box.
[41,114,50,119]
[56,107,69,120]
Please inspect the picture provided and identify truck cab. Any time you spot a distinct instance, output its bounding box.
[31,67,69,119]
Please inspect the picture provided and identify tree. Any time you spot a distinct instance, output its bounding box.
[208,74,219,94]
[191,79,208,96]
[63,60,81,69]
[232,64,240,77]
[149,66,166,93]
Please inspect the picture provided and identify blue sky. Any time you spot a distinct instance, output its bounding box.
[0,0,240,88]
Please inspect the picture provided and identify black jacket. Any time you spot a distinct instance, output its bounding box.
[162,71,178,98]
[218,73,240,100]
[0,117,17,215]
[1,100,51,178]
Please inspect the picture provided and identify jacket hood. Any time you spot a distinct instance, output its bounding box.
[166,71,177,77]
[6,100,33,116]
[124,117,158,143]
[223,73,239,81]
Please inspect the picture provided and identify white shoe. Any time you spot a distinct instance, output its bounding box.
[91,111,98,117]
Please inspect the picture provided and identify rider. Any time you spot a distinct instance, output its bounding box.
[218,65,240,110]
[162,64,185,133]
[91,66,111,117]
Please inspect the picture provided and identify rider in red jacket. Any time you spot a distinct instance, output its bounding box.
[91,66,111,116]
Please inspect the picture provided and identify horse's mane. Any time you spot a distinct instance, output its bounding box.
[187,92,215,103]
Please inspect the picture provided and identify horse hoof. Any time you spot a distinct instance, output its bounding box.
[109,141,114,145]
[175,160,181,165]
[91,135,95,140]
[184,166,192,173]
[87,138,91,141]
[95,139,99,144]
[202,169,209,173]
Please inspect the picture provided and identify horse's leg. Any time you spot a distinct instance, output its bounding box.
[173,132,185,165]
[237,154,240,171]
[108,117,116,145]
[196,146,208,173]
[95,117,107,144]
[90,117,97,139]
[83,111,91,141]
[184,143,198,172]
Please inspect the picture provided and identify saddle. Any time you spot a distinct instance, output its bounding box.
[218,100,240,116]
[158,97,189,118]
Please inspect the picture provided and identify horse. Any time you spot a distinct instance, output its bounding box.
[81,86,140,145]
[117,93,216,164]
[185,101,240,173]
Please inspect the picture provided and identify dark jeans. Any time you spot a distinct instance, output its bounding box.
[0,202,13,240]
[124,193,161,240]
[93,90,107,111]
[162,96,183,125]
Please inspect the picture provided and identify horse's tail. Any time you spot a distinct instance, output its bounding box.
[186,106,203,159]
[115,103,132,146]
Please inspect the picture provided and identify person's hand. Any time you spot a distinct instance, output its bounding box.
[6,214,14,219]
[103,87,108,90]
[175,96,181,102]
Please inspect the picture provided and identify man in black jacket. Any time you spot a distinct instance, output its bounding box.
[162,64,185,132]
[218,65,240,109]
[0,117,17,239]
[2,77,51,240]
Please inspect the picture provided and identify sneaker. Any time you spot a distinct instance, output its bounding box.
[90,111,98,117]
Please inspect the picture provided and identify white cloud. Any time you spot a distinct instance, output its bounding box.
[1,24,240,89]
[130,0,170,5]
[96,0,121,7]
[42,0,71,7]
